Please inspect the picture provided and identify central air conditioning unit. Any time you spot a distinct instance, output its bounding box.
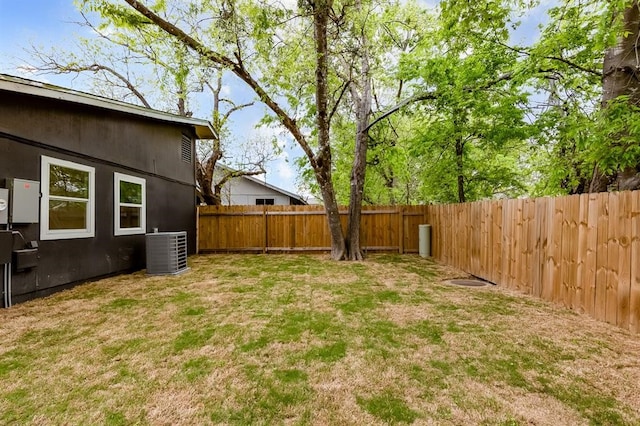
[145,231,188,275]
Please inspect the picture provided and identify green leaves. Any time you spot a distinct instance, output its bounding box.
[67,0,640,204]
[77,1,153,28]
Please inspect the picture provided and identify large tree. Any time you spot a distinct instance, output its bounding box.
[523,0,640,194]
[79,0,416,259]
[355,0,532,203]
[297,1,428,206]
[590,0,640,191]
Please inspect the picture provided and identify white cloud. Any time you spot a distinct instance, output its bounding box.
[220,84,232,97]
[274,0,299,10]
[414,0,439,10]
[276,160,295,180]
[15,64,50,83]
[249,125,290,159]
[15,64,37,75]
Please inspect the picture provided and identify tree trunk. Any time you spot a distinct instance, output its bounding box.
[590,1,640,191]
[346,114,370,260]
[346,74,372,260]
[123,0,351,259]
[455,138,466,203]
[197,156,221,205]
[602,2,640,108]
[212,185,223,205]
[345,0,373,260]
[317,167,346,260]
[312,0,346,260]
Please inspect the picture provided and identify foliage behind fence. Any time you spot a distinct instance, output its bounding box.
[197,192,640,333]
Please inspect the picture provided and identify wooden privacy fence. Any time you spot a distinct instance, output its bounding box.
[197,192,640,333]
[197,205,428,254]
[427,191,640,333]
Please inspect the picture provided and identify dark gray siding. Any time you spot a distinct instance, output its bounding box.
[0,90,197,305]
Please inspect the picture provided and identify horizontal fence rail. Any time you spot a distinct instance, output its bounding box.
[197,205,428,254]
[197,192,640,334]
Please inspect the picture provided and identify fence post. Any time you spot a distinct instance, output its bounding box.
[263,205,267,254]
[195,205,200,254]
[398,206,404,254]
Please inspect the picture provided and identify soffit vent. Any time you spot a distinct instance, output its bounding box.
[181,134,192,163]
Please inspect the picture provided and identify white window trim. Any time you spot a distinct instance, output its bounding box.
[40,155,95,240]
[114,172,146,236]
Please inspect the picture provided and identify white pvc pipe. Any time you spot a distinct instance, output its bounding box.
[419,224,431,258]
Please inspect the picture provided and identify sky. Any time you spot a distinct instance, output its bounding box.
[0,0,302,196]
[0,1,552,200]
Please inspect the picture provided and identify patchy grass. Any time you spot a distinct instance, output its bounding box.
[1,253,640,425]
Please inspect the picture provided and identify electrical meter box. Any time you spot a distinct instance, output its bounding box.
[11,178,40,224]
[0,188,8,225]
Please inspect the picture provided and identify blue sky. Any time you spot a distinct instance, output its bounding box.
[0,1,89,78]
[0,0,302,196]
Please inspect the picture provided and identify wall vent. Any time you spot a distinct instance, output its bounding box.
[181,134,192,163]
[146,231,188,275]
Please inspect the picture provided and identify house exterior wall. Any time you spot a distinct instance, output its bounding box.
[0,90,197,305]
[223,177,291,205]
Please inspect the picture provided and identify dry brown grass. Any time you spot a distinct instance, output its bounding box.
[1,253,639,425]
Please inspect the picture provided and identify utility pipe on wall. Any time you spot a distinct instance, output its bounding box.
[2,263,10,308]
[1,225,12,308]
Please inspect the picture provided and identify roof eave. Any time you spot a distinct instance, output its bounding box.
[0,74,218,140]
[194,123,216,139]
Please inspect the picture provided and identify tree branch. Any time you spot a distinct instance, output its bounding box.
[222,102,255,122]
[26,50,151,108]
[216,167,265,189]
[365,91,437,132]
[328,80,350,124]
[490,38,602,77]
[122,0,317,166]
[366,71,515,131]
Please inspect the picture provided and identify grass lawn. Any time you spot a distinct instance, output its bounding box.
[1,254,639,425]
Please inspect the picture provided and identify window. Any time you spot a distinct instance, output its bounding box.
[114,173,146,236]
[40,156,95,240]
[256,198,275,205]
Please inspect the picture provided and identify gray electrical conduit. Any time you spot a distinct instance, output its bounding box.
[2,262,10,308]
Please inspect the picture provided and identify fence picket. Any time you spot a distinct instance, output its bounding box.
[606,193,620,325]
[541,197,555,301]
[631,193,640,333]
[491,201,503,284]
[532,198,546,298]
[617,192,632,329]
[595,194,609,322]
[552,197,565,304]
[575,194,588,313]
[583,194,599,316]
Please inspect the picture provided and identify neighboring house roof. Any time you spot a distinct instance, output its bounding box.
[217,164,308,205]
[0,73,217,139]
